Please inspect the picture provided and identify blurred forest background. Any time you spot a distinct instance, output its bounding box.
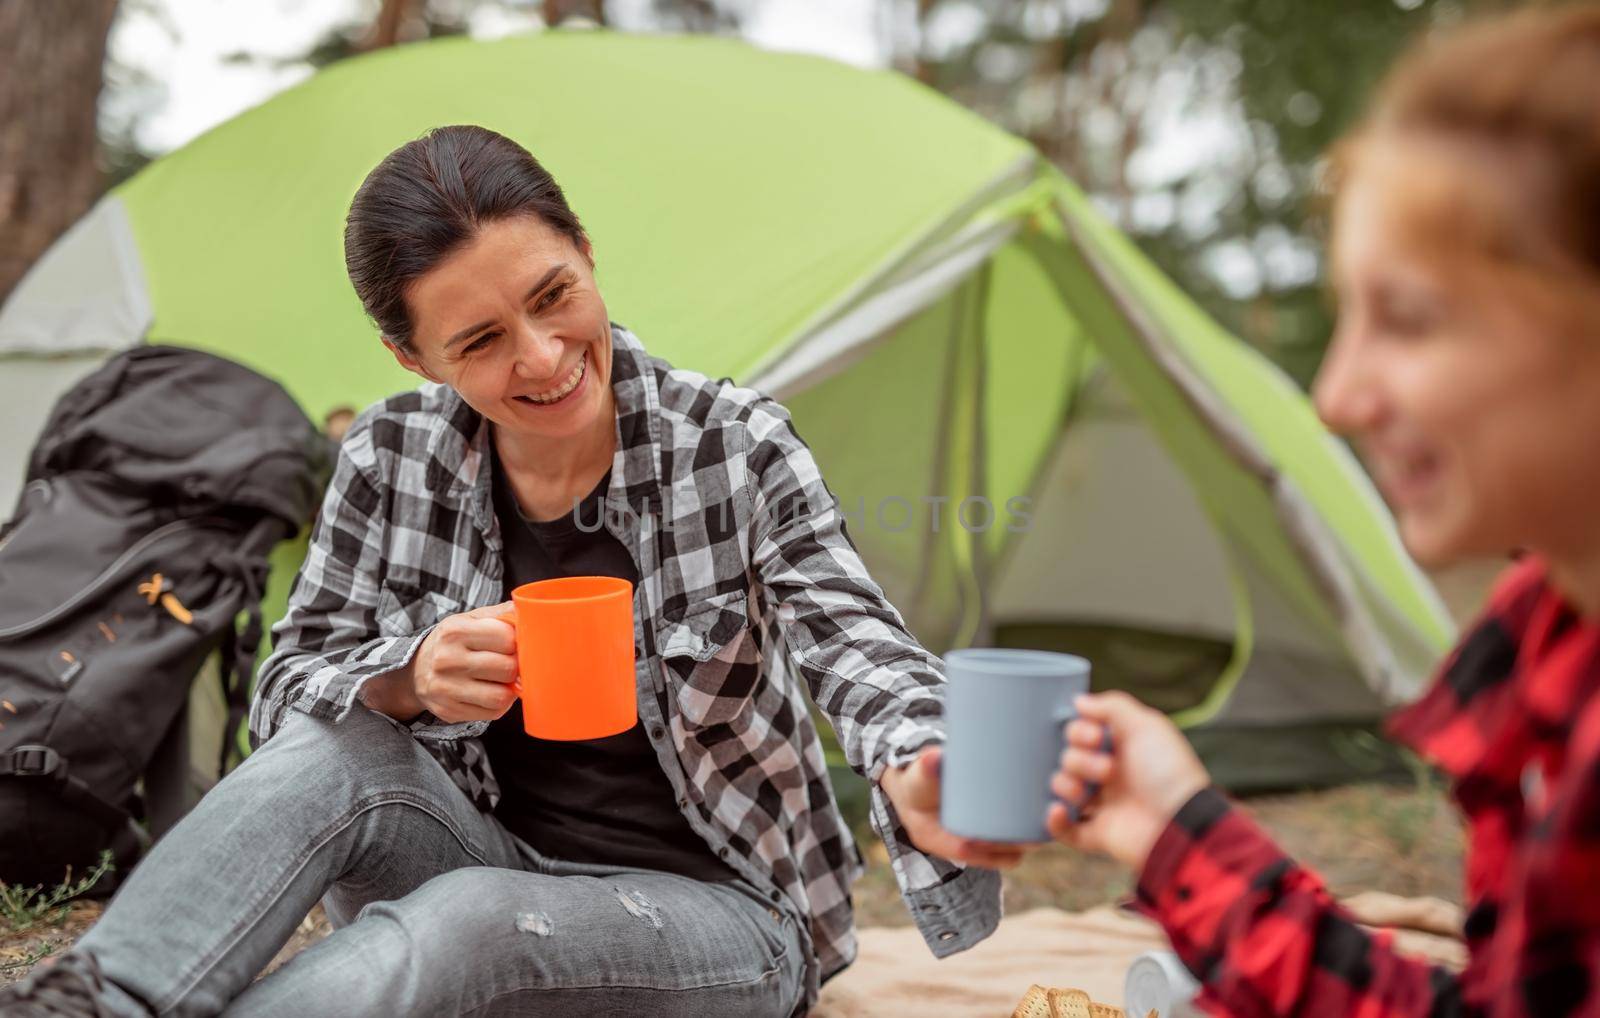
[1,0,1540,388]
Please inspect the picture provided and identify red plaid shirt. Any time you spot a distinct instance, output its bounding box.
[1137,558,1600,1016]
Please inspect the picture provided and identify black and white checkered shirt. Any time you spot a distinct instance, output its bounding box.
[250,325,1000,1002]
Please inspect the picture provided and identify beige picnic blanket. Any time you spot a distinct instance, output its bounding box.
[813,893,1467,1018]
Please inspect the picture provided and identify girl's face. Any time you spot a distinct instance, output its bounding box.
[388,215,613,445]
[1316,136,1600,567]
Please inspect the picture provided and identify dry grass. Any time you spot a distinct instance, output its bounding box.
[851,779,1464,927]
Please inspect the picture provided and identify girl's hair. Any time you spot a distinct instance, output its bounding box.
[343,125,587,350]
[1331,5,1600,276]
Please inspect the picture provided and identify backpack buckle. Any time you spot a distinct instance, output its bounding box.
[5,744,61,777]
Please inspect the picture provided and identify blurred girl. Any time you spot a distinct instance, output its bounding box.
[1050,7,1600,1015]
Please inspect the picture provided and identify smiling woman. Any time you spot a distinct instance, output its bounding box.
[0,125,1016,1018]
[345,128,617,498]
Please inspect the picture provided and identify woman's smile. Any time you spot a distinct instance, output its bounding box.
[514,350,588,408]
[1367,440,1444,510]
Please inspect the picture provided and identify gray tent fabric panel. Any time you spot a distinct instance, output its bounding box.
[1196,554,1409,791]
[0,355,110,513]
[991,371,1240,641]
[1213,555,1386,726]
[0,196,152,356]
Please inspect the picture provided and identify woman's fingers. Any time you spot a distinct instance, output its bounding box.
[1060,745,1112,784]
[1046,802,1107,855]
[433,679,521,722]
[455,616,517,655]
[1065,717,1107,750]
[425,698,498,724]
[1045,802,1081,844]
[899,748,944,811]
[900,810,1034,870]
[442,675,518,713]
[939,833,1026,868]
[903,822,965,863]
[883,750,1039,870]
[458,650,518,684]
[963,845,1027,870]
[464,600,515,620]
[1073,690,1145,728]
[1051,770,1088,804]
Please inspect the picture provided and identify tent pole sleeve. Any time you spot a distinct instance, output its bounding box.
[943,274,983,649]
[953,260,994,649]
[1170,538,1256,730]
[905,285,968,638]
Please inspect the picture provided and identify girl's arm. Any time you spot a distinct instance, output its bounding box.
[1049,692,1464,1018]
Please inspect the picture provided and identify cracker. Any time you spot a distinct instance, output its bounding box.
[1046,987,1092,1018]
[1012,984,1055,1018]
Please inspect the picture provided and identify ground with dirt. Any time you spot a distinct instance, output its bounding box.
[851,778,1464,925]
[3,778,1465,989]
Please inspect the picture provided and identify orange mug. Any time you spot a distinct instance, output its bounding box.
[497,576,637,741]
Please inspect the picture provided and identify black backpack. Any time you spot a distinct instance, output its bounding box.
[0,346,331,890]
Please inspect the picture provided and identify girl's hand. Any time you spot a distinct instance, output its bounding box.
[879,747,1037,870]
[1045,691,1210,872]
[365,602,519,724]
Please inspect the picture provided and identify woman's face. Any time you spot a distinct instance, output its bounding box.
[1316,137,1600,567]
[388,215,613,445]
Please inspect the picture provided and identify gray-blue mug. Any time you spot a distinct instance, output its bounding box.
[940,648,1091,843]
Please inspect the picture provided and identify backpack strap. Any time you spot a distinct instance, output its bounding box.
[141,698,195,842]
[214,516,293,776]
[218,622,248,776]
[1,745,150,861]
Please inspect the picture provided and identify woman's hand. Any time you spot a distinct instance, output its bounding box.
[878,748,1036,870]
[361,602,519,724]
[1045,691,1210,872]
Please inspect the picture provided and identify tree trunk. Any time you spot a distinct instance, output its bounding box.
[361,0,417,51]
[912,0,938,85]
[0,0,120,303]
[544,0,607,27]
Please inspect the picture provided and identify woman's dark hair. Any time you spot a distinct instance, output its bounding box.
[344,125,587,350]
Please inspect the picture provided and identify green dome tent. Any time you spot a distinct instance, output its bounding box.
[0,29,1453,790]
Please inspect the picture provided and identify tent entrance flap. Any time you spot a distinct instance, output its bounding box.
[986,367,1257,724]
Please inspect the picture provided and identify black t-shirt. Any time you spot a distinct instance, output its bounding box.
[480,444,735,882]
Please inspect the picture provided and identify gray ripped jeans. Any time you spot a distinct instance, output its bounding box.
[75,706,808,1017]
